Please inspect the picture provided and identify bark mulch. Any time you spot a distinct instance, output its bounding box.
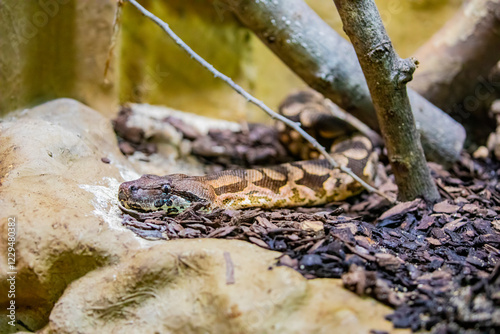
[117,118,500,333]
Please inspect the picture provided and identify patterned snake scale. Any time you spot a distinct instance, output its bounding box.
[118,90,378,215]
[118,135,377,215]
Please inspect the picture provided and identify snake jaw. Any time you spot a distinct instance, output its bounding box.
[154,194,192,215]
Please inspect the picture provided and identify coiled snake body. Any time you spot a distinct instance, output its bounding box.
[119,90,378,215]
[118,135,377,215]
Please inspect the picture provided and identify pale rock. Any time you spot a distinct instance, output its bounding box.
[472,146,489,160]
[42,239,403,334]
[0,99,407,334]
[0,99,143,332]
[433,200,459,214]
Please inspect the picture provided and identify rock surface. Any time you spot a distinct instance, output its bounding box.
[0,99,142,332]
[43,239,402,334]
[0,99,405,333]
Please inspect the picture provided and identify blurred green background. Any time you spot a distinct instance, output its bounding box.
[0,0,461,121]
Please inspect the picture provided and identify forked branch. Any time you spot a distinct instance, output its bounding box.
[333,0,440,203]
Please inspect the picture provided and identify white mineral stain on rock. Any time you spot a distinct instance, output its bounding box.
[79,177,123,228]
[79,177,154,248]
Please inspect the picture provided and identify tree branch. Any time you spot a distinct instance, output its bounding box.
[411,0,500,114]
[124,0,394,202]
[218,0,466,166]
[333,0,440,203]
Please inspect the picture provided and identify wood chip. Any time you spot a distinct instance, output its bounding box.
[248,237,269,249]
[300,220,324,234]
[433,200,459,213]
[493,220,500,232]
[426,237,442,246]
[378,199,422,221]
[255,216,278,229]
[462,203,479,214]
[278,254,298,268]
[416,215,435,230]
[375,253,402,271]
[443,218,467,232]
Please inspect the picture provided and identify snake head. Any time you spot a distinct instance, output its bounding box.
[118,174,214,215]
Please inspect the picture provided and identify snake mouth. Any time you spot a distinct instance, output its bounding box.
[118,193,157,213]
[119,198,155,212]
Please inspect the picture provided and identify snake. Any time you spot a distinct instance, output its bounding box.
[118,134,377,215]
[118,90,378,215]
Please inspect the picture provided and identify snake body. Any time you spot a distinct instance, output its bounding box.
[118,135,377,215]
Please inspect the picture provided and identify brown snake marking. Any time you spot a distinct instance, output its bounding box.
[119,90,377,215]
[118,135,378,215]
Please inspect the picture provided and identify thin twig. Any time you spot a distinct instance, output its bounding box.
[125,0,394,203]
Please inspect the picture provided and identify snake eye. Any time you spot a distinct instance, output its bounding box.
[161,184,170,193]
[130,185,138,192]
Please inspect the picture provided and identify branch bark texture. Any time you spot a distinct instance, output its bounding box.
[333,0,440,202]
[219,0,465,166]
[411,0,500,112]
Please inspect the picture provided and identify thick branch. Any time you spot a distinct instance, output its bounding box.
[218,0,465,166]
[411,0,500,113]
[125,0,392,201]
[333,0,440,203]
